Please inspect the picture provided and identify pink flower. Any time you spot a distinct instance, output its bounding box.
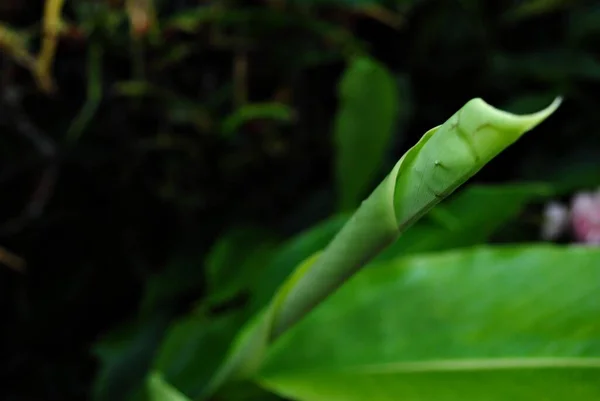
[570,189,600,245]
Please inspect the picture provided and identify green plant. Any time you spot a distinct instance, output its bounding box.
[7,2,600,401]
[98,94,600,401]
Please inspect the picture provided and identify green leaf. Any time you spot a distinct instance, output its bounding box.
[248,213,349,314]
[206,226,278,307]
[92,314,172,401]
[376,183,552,260]
[258,245,600,401]
[147,372,191,401]
[202,97,560,398]
[502,0,572,22]
[221,103,296,137]
[273,97,561,338]
[334,56,401,211]
[140,250,205,318]
[152,311,245,399]
[66,41,103,143]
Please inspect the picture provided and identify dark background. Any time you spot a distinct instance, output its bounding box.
[2,1,600,400]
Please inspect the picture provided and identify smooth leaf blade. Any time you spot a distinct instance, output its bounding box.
[334,56,400,211]
[259,362,600,401]
[91,314,172,401]
[152,312,245,398]
[205,226,278,308]
[148,372,191,401]
[258,245,600,401]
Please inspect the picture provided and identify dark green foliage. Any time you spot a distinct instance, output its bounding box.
[1,1,599,400]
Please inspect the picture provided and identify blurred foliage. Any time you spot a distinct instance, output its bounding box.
[1,0,600,400]
[334,55,401,211]
[259,245,600,401]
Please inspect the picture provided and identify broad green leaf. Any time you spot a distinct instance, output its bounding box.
[148,372,191,401]
[206,226,278,308]
[201,97,560,398]
[153,312,245,399]
[92,244,209,401]
[376,183,552,260]
[258,245,600,401]
[334,56,400,211]
[92,314,172,401]
[140,248,206,317]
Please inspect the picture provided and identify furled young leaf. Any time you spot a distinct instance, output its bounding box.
[252,182,548,314]
[248,213,349,314]
[334,56,400,211]
[201,97,561,398]
[273,97,561,338]
[258,245,600,401]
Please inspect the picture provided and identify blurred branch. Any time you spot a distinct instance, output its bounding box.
[502,0,573,22]
[36,0,66,94]
[165,7,363,56]
[0,246,26,272]
[0,22,49,93]
[0,84,58,235]
[66,41,103,144]
[233,50,248,107]
[355,5,405,29]
[126,0,154,86]
[0,23,37,71]
[126,0,155,38]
